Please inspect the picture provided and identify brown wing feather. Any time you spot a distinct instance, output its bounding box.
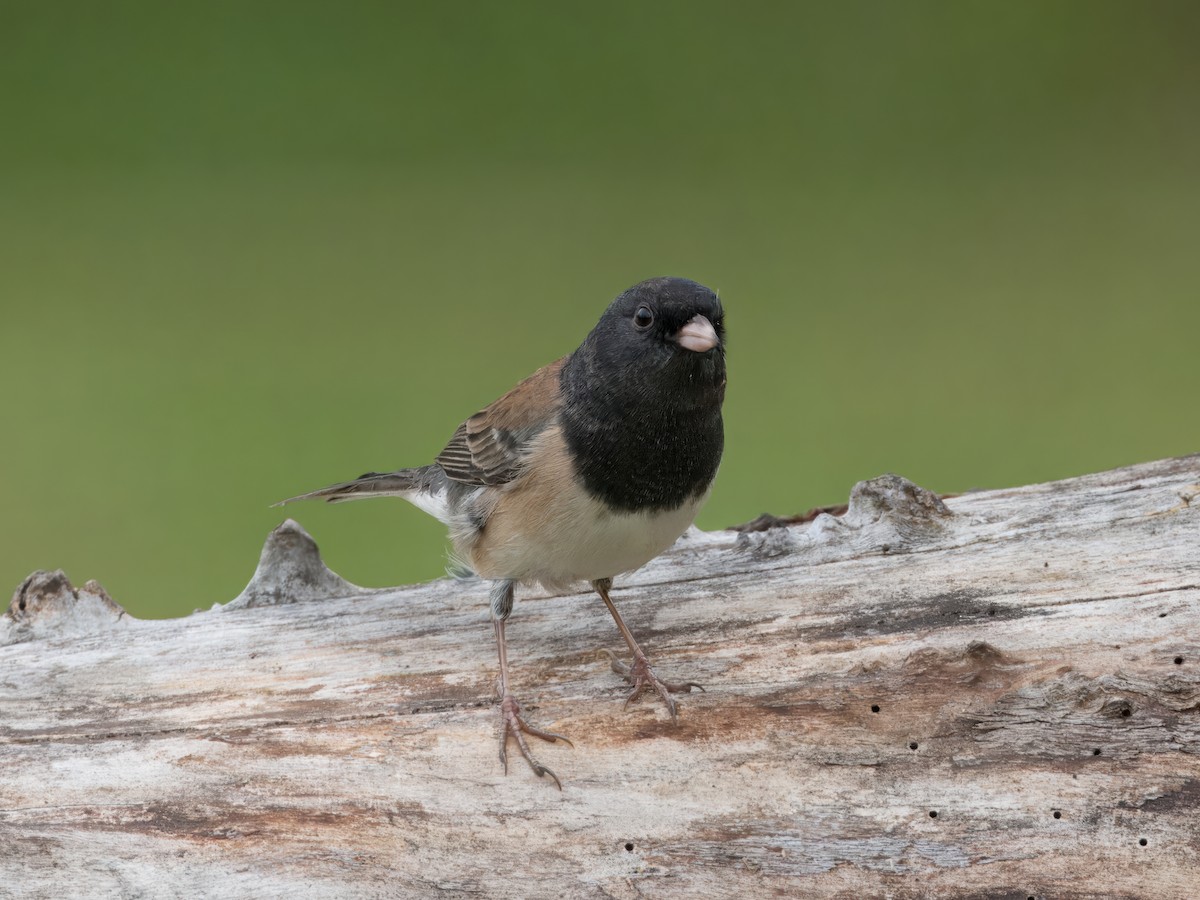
[435,358,566,486]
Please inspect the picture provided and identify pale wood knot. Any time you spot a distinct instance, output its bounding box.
[3,570,126,646]
[225,519,363,609]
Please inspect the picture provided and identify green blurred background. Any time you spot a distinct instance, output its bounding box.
[2,1,1197,618]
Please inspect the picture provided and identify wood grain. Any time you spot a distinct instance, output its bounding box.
[2,456,1198,899]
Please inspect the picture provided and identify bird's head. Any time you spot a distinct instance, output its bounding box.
[581,276,726,404]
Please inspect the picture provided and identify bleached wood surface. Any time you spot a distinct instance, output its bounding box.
[2,456,1199,899]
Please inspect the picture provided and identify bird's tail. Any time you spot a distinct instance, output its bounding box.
[274,466,442,507]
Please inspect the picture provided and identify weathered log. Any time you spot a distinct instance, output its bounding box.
[2,456,1198,899]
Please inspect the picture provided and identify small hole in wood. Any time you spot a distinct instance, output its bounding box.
[1139,838,1147,847]
[1053,810,1061,819]
[987,608,996,616]
[1159,612,1168,618]
[871,705,880,713]
[624,842,634,852]
[1121,708,1131,717]
[1175,656,1184,665]
[1092,748,1101,756]
[928,810,937,818]
[909,742,919,751]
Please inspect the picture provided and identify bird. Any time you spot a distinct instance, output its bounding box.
[279,276,726,787]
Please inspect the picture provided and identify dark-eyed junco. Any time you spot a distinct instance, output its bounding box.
[281,276,726,786]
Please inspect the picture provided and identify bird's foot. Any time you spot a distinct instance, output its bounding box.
[601,648,704,722]
[497,692,572,789]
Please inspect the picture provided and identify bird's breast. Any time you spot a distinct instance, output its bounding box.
[559,384,724,513]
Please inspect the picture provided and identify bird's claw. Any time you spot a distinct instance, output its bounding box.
[497,693,572,789]
[600,648,703,722]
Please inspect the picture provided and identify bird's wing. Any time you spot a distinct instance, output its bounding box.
[435,357,566,486]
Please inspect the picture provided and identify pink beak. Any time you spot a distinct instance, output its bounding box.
[674,314,719,353]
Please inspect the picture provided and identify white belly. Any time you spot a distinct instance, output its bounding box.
[497,492,704,590]
[459,425,709,590]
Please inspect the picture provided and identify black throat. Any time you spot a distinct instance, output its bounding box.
[559,348,725,513]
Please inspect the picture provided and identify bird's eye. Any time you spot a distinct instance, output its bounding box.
[633,306,654,329]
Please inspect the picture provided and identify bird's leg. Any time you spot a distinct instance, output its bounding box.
[490,580,571,788]
[593,578,704,722]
